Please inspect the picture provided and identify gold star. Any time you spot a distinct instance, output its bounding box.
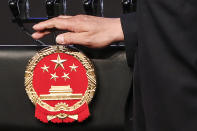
[69,63,78,72]
[62,73,70,81]
[50,54,66,70]
[41,64,49,72]
[50,72,58,81]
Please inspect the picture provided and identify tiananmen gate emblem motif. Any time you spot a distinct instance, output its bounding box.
[24,46,96,123]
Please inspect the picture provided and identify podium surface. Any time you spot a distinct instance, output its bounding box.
[0,45,132,131]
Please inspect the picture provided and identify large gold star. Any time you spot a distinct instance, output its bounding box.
[69,63,78,72]
[62,73,70,81]
[50,72,58,81]
[41,64,49,72]
[50,55,66,70]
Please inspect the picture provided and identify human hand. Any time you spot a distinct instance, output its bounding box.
[32,15,124,48]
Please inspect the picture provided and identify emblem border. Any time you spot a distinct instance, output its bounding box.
[24,45,96,112]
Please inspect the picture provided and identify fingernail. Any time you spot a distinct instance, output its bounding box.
[33,24,40,29]
[33,25,37,29]
[56,35,64,44]
[32,33,36,38]
[31,33,35,38]
[31,33,38,39]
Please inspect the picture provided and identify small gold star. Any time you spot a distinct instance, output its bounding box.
[41,64,49,72]
[62,73,70,81]
[50,72,58,81]
[69,63,78,72]
[50,54,66,70]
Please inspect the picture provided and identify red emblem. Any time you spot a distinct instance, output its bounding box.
[25,46,96,123]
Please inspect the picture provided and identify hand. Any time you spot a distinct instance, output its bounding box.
[32,15,124,48]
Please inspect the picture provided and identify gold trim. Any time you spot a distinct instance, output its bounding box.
[25,45,96,112]
[40,85,83,100]
[40,94,83,100]
[47,113,78,121]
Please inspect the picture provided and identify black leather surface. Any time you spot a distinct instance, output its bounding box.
[0,46,132,131]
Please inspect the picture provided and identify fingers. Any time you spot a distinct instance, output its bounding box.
[33,17,74,32]
[56,32,90,46]
[32,31,51,39]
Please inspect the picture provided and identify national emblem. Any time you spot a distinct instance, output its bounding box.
[24,45,96,123]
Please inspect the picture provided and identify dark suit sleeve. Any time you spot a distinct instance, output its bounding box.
[120,13,137,67]
[130,0,197,131]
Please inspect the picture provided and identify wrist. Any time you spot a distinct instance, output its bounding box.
[110,18,124,42]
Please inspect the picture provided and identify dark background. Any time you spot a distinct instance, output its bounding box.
[1,0,123,45]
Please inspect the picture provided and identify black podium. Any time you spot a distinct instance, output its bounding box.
[1,0,136,130]
[0,45,132,131]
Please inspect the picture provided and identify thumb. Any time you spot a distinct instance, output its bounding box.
[56,32,89,46]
